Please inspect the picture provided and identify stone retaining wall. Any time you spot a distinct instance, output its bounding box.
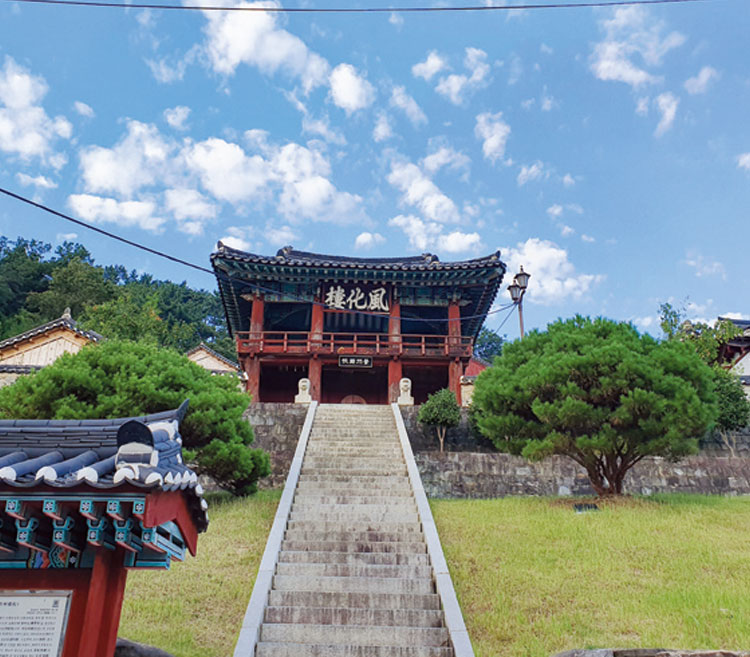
[246,403,750,496]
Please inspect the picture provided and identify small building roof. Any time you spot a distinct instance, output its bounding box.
[186,342,240,372]
[0,400,207,532]
[0,308,103,353]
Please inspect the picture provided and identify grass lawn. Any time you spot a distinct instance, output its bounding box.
[433,494,750,657]
[119,490,280,657]
[120,493,750,657]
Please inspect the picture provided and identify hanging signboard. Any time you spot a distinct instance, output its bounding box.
[338,356,373,369]
[323,284,389,313]
[0,591,71,657]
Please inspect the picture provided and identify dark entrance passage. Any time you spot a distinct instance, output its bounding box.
[321,365,388,404]
[403,365,449,405]
[259,364,308,402]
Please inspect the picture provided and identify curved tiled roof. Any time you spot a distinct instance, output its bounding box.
[0,401,207,531]
[186,342,240,371]
[213,242,503,271]
[0,310,103,352]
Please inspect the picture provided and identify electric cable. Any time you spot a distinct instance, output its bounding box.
[0,185,519,325]
[0,0,715,12]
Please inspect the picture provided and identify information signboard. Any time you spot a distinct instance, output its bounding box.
[338,356,373,368]
[0,591,71,657]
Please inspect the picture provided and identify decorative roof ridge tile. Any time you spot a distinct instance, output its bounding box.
[185,342,240,370]
[212,241,503,270]
[0,311,103,352]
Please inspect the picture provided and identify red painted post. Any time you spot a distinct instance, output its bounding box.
[309,356,322,401]
[448,301,461,343]
[310,298,324,352]
[389,300,401,352]
[244,356,260,401]
[250,295,264,339]
[388,358,402,403]
[448,358,463,406]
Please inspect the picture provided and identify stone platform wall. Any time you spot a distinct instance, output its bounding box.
[246,403,750,496]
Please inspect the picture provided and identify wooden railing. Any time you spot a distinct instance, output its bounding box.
[235,331,473,358]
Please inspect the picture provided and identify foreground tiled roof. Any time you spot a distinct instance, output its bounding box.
[0,310,103,352]
[0,400,207,531]
[0,364,43,374]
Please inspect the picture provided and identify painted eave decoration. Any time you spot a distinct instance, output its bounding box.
[0,401,208,570]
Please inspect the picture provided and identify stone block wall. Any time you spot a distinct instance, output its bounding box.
[245,402,309,489]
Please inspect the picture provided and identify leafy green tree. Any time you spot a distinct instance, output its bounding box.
[472,316,718,495]
[0,340,269,495]
[659,302,740,365]
[0,238,54,321]
[418,388,461,452]
[711,369,750,457]
[473,327,505,362]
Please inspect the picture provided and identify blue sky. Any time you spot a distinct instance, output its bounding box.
[0,0,748,339]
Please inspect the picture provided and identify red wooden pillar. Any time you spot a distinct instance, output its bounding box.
[447,301,462,405]
[309,356,322,402]
[244,356,260,401]
[250,295,264,337]
[79,549,128,657]
[388,358,402,403]
[389,300,401,343]
[310,298,324,347]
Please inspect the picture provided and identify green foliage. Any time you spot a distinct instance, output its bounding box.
[418,388,461,452]
[712,369,750,456]
[0,340,269,495]
[472,316,718,495]
[473,327,505,362]
[659,302,740,365]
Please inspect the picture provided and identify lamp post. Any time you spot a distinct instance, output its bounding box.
[508,266,531,338]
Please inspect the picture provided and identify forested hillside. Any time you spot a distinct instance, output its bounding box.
[0,236,235,360]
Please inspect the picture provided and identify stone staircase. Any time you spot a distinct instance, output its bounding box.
[254,404,455,657]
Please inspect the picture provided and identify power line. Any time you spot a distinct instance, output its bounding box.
[0,185,516,324]
[1,0,715,13]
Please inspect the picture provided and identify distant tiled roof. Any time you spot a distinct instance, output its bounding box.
[214,242,504,271]
[0,309,103,352]
[740,375,750,386]
[186,342,240,371]
[0,400,207,531]
[720,316,750,330]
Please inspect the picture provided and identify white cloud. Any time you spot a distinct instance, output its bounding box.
[164,105,191,130]
[201,1,329,93]
[590,6,685,89]
[581,234,595,243]
[541,94,556,111]
[421,146,470,175]
[73,101,95,118]
[435,47,490,105]
[265,223,299,246]
[0,56,72,167]
[546,204,563,218]
[738,153,750,171]
[540,43,553,55]
[373,113,393,142]
[684,66,718,95]
[164,187,217,234]
[721,312,749,321]
[635,96,649,116]
[389,11,403,27]
[68,194,165,231]
[474,112,511,164]
[389,214,479,253]
[501,237,604,305]
[16,172,57,189]
[329,63,375,114]
[412,51,447,81]
[633,315,657,331]
[562,173,575,187]
[56,232,78,242]
[390,86,427,126]
[79,120,176,197]
[684,250,726,280]
[354,231,385,250]
[301,114,346,145]
[387,159,460,223]
[560,224,575,237]
[654,91,678,137]
[517,161,544,186]
[221,226,253,252]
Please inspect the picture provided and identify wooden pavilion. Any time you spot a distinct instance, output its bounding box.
[211,244,506,405]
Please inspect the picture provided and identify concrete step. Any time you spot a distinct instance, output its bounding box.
[280,539,428,554]
[286,521,422,535]
[278,551,430,566]
[300,468,408,477]
[295,485,414,496]
[272,575,435,594]
[267,590,441,610]
[292,495,414,506]
[275,562,433,579]
[298,474,410,484]
[289,510,419,524]
[259,624,449,647]
[264,606,444,627]
[256,644,452,657]
[284,529,424,543]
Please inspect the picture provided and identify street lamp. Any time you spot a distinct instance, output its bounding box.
[508,266,530,338]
